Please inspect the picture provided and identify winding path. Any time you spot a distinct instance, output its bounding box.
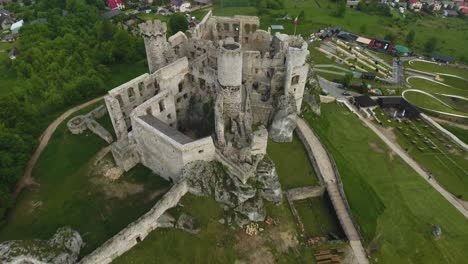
[13,96,105,200]
[296,119,369,264]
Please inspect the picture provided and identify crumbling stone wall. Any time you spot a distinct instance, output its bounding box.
[79,181,188,264]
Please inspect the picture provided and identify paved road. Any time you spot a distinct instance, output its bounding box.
[296,119,369,264]
[13,96,105,199]
[340,99,468,218]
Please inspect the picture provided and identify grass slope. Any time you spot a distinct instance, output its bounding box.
[305,103,468,263]
[441,124,468,144]
[0,109,169,256]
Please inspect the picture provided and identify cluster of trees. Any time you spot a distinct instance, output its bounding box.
[357,1,392,17]
[0,0,145,222]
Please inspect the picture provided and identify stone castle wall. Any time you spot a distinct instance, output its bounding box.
[79,181,189,264]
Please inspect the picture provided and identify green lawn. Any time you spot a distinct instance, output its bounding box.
[267,134,318,189]
[305,103,468,263]
[441,124,468,144]
[408,60,468,79]
[294,196,344,238]
[407,77,468,97]
[375,109,468,199]
[0,108,170,256]
[114,194,316,263]
[404,91,468,116]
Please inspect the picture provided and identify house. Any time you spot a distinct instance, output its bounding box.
[10,19,23,34]
[426,1,442,12]
[0,10,14,30]
[431,53,453,64]
[441,0,454,9]
[408,0,423,11]
[443,9,459,16]
[361,72,377,81]
[346,0,360,8]
[377,97,420,119]
[107,0,125,10]
[457,2,468,15]
[353,95,377,109]
[194,0,212,7]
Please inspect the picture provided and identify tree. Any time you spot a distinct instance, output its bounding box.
[384,32,396,42]
[168,13,189,35]
[299,10,306,21]
[424,37,438,53]
[342,73,353,88]
[406,29,415,46]
[334,0,346,18]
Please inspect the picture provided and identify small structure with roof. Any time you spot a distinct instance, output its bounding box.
[353,95,377,109]
[393,45,411,56]
[10,19,23,34]
[107,0,125,10]
[431,53,453,64]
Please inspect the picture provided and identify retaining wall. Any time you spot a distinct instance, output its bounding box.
[79,181,188,264]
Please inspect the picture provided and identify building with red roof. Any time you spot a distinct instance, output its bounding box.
[107,0,125,10]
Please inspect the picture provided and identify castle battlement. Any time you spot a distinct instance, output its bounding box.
[139,20,167,38]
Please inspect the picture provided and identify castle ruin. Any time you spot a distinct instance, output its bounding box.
[105,11,310,184]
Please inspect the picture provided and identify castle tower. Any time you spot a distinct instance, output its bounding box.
[217,39,243,115]
[215,38,253,146]
[139,20,170,73]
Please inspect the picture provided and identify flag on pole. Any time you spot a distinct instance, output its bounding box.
[294,16,298,25]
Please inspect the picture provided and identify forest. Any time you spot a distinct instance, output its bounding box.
[0,0,145,222]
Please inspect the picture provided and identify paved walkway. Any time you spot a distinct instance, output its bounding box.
[296,119,369,264]
[339,99,468,218]
[13,96,105,200]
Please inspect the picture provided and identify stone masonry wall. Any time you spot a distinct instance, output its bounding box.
[79,181,188,264]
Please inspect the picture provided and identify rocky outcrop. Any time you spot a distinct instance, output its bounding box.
[181,158,283,227]
[302,71,322,115]
[0,227,83,264]
[256,158,283,203]
[176,213,201,234]
[269,95,297,142]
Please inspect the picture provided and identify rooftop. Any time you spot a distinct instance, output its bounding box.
[140,115,194,144]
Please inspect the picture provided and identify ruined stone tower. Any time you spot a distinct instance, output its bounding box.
[215,38,252,147]
[139,20,171,73]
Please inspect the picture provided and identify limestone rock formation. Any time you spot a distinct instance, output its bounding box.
[269,95,298,143]
[256,158,283,203]
[181,158,283,227]
[0,227,83,264]
[176,213,201,234]
[302,71,321,115]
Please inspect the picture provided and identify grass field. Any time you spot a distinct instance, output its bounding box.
[0,106,170,256]
[441,124,468,144]
[294,196,344,238]
[305,103,468,263]
[113,194,316,263]
[373,108,468,199]
[267,134,318,189]
[404,91,467,116]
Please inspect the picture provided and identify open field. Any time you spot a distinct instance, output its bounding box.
[267,134,318,189]
[0,106,170,256]
[113,194,317,263]
[305,103,468,263]
[373,108,468,199]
